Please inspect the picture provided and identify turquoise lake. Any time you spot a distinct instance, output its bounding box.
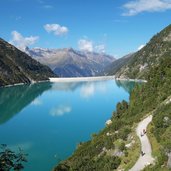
[0,79,136,171]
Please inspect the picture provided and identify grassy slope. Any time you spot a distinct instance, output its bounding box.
[54,25,171,171]
[115,24,171,79]
[54,55,171,171]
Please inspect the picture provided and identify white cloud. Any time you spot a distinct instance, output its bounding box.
[138,44,145,50]
[78,39,106,53]
[37,0,53,9]
[122,0,171,16]
[9,31,39,51]
[95,44,106,53]
[50,105,71,117]
[78,39,93,52]
[44,24,68,36]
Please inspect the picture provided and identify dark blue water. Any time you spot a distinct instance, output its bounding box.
[0,79,135,170]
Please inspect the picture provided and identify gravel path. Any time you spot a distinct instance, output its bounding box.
[129,115,154,171]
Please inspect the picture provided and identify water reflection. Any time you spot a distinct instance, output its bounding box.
[31,99,42,106]
[0,80,135,125]
[51,81,107,99]
[0,82,52,124]
[51,80,134,94]
[50,105,72,117]
[115,80,136,93]
[0,79,136,171]
[52,82,84,91]
[80,83,95,98]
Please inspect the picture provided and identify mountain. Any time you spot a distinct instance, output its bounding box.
[26,47,115,77]
[0,38,56,87]
[112,24,171,79]
[54,24,171,171]
[104,53,135,76]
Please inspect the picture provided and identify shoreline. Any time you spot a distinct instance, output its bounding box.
[1,80,49,88]
[49,76,147,83]
[0,76,147,88]
[115,77,147,83]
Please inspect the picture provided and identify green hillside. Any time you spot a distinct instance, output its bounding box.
[54,25,171,171]
[115,24,171,79]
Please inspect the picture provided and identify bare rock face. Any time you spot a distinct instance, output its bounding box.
[163,32,171,42]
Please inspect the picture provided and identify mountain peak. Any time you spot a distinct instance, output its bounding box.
[26,47,115,77]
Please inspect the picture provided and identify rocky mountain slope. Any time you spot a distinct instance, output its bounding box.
[0,38,56,87]
[26,47,115,77]
[109,24,171,79]
[104,53,135,76]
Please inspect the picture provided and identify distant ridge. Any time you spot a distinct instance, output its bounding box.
[26,47,115,77]
[104,53,135,76]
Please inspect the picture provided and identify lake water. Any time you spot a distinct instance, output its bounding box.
[0,79,136,171]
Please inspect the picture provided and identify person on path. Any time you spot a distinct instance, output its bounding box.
[141,151,145,156]
[143,129,146,134]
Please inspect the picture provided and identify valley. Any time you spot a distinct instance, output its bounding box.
[0,1,171,170]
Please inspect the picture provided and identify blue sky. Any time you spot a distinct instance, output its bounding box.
[0,0,171,58]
